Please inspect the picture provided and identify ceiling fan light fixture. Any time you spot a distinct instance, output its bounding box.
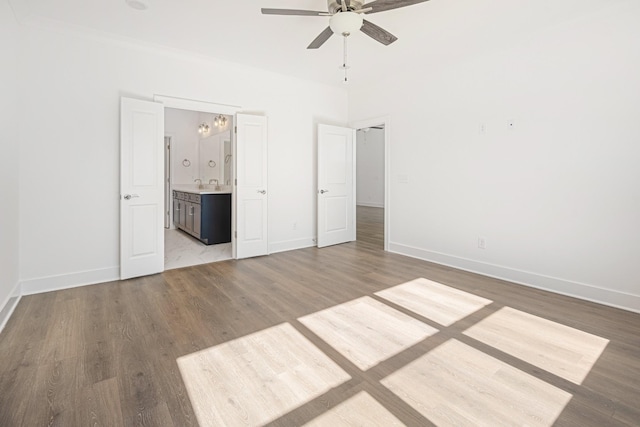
[330,12,363,36]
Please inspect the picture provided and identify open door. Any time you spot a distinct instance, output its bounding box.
[120,97,165,279]
[317,124,356,248]
[235,114,268,259]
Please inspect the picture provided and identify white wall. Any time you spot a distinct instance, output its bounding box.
[18,21,348,293]
[349,2,640,312]
[165,108,201,185]
[0,0,22,327]
[356,128,385,208]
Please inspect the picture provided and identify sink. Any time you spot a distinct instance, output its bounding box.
[200,184,230,192]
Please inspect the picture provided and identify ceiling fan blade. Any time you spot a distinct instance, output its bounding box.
[360,20,398,45]
[307,27,334,49]
[363,0,429,14]
[261,8,327,16]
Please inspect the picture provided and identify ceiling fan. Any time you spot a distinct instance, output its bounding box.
[262,0,430,49]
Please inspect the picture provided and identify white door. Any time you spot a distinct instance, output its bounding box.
[120,97,165,279]
[317,124,356,248]
[235,114,268,259]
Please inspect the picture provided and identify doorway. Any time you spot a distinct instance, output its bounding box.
[355,125,385,249]
[163,107,234,270]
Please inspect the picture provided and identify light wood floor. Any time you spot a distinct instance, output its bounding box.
[356,205,384,249]
[1,208,639,426]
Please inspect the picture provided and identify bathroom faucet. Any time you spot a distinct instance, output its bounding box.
[194,178,202,188]
[209,179,221,190]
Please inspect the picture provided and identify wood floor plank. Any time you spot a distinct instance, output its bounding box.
[0,358,39,425]
[141,331,198,427]
[25,357,81,426]
[116,339,168,427]
[131,401,174,427]
[39,296,83,364]
[356,206,384,249]
[76,377,124,427]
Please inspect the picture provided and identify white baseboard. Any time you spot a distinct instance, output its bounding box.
[21,266,120,296]
[269,238,316,255]
[0,281,22,334]
[388,242,640,314]
[356,202,384,208]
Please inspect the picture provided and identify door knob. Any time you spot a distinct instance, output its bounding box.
[123,194,139,200]
[319,189,329,194]
[257,190,266,194]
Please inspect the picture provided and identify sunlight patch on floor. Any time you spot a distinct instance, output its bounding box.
[299,296,438,370]
[464,307,609,384]
[376,278,493,326]
[177,323,351,427]
[175,278,611,426]
[303,391,405,426]
[382,339,573,427]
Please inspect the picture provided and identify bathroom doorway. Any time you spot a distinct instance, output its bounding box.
[355,124,386,249]
[163,108,234,270]
[349,116,392,251]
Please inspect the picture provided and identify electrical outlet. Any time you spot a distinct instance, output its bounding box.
[293,222,297,230]
[479,123,486,135]
[478,238,486,249]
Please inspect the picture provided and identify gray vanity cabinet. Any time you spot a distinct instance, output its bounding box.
[188,198,202,238]
[172,190,231,245]
[173,197,182,228]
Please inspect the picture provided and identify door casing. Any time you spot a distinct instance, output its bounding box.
[155,96,242,259]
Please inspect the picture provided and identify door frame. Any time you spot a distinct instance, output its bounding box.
[153,95,242,259]
[349,116,391,251]
[164,136,172,229]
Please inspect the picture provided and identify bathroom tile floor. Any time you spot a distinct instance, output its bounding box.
[164,228,232,270]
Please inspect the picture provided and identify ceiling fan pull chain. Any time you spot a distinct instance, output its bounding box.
[343,35,349,84]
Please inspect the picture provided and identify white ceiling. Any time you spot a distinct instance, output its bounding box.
[9,0,626,87]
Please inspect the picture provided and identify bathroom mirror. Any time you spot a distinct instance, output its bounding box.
[199,129,231,187]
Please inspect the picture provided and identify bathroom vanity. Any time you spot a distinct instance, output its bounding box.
[172,187,231,245]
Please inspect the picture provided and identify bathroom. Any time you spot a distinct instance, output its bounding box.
[164,107,234,269]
